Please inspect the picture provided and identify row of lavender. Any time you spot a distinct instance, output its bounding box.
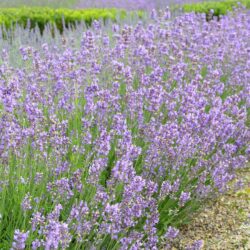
[0,8,249,250]
[73,0,224,10]
[0,0,223,9]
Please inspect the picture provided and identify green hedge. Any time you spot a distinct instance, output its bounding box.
[182,0,250,18]
[0,7,143,34]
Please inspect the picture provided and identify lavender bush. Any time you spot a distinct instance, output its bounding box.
[0,8,249,249]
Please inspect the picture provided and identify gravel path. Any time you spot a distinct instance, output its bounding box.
[171,168,250,250]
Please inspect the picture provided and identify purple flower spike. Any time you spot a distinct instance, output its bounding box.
[165,226,179,240]
[12,230,29,250]
[179,191,191,207]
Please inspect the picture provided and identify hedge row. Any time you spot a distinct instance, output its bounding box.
[0,7,140,33]
[182,0,250,18]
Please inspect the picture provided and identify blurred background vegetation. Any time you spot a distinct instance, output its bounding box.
[0,0,227,9]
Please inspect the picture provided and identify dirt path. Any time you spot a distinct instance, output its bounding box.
[172,168,250,250]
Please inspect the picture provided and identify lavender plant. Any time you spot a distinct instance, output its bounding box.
[0,8,249,250]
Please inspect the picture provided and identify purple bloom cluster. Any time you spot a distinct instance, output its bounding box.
[165,226,179,239]
[0,8,249,250]
[11,230,29,250]
[186,240,204,250]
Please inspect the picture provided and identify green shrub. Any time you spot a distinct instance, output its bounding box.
[182,0,250,19]
[0,7,134,34]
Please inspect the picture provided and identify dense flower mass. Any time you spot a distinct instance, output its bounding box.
[0,7,249,249]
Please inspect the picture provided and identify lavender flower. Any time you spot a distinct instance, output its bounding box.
[179,191,191,207]
[186,240,204,250]
[165,226,179,240]
[21,193,32,211]
[11,230,29,250]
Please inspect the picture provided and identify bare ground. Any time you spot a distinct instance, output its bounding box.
[170,167,250,250]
